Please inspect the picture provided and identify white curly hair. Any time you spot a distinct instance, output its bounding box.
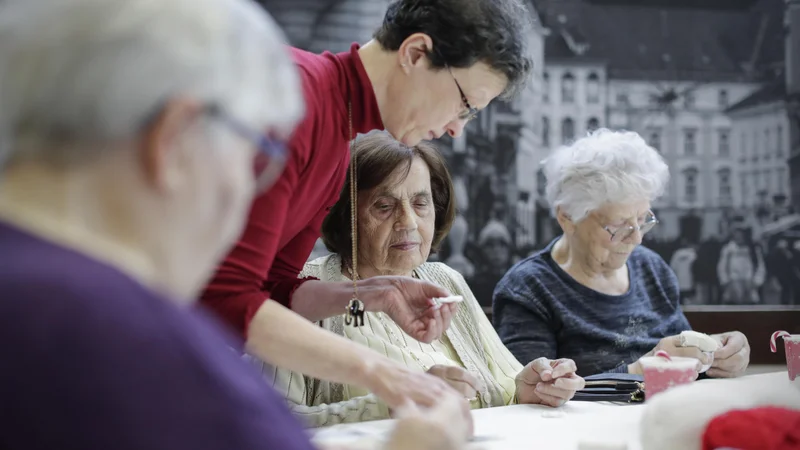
[542,128,670,222]
[0,0,303,166]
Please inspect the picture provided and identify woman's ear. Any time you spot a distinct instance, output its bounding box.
[555,207,575,235]
[140,97,203,194]
[398,33,434,69]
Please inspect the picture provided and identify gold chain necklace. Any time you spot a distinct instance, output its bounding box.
[344,101,365,327]
[336,102,429,363]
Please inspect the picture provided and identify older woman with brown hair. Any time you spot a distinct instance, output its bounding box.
[265,130,584,427]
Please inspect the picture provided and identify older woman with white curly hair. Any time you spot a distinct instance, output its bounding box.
[493,129,750,379]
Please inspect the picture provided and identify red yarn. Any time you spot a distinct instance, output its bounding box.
[702,407,800,450]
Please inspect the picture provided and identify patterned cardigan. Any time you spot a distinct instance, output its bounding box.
[255,254,524,427]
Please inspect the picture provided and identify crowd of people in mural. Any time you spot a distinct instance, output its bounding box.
[654,212,800,306]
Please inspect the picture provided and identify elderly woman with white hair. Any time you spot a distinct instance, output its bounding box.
[0,0,471,449]
[493,129,751,379]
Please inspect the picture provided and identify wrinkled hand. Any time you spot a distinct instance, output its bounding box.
[515,358,585,407]
[707,331,749,378]
[360,276,456,343]
[631,335,713,374]
[427,364,485,399]
[387,388,473,450]
[364,359,459,413]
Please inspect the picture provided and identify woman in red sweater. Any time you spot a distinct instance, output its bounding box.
[202,0,536,412]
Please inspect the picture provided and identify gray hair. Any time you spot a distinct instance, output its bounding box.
[0,0,304,166]
[542,128,669,222]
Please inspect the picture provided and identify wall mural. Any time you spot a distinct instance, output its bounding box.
[267,0,800,310]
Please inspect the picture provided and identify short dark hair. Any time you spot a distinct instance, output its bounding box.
[321,130,457,264]
[373,0,534,99]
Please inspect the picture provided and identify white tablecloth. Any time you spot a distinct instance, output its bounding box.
[312,401,642,449]
[310,371,795,450]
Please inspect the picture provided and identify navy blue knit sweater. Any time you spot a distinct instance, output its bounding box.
[493,238,691,376]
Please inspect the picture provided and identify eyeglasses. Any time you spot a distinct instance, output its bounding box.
[446,65,480,122]
[601,210,658,244]
[206,104,287,193]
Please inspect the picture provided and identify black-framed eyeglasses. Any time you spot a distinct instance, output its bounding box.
[601,210,659,244]
[205,104,287,192]
[446,65,480,121]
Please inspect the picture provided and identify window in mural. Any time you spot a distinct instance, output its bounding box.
[764,128,771,159]
[683,91,695,109]
[718,128,730,157]
[542,71,550,103]
[741,170,749,204]
[561,72,575,104]
[683,128,697,156]
[683,168,698,203]
[752,131,759,161]
[542,116,550,147]
[561,117,575,144]
[717,167,731,201]
[718,89,728,109]
[537,169,547,197]
[739,131,747,162]
[648,128,662,152]
[586,72,600,104]
[616,91,629,106]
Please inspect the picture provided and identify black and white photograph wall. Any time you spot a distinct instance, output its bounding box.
[267,0,800,309]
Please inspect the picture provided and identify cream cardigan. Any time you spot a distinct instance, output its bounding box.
[258,254,524,427]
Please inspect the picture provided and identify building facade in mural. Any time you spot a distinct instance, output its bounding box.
[532,0,797,306]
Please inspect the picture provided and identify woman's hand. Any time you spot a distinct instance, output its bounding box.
[361,359,458,412]
[707,331,749,378]
[629,335,713,375]
[385,388,473,450]
[359,276,457,344]
[515,358,585,407]
[289,278,455,343]
[427,364,484,399]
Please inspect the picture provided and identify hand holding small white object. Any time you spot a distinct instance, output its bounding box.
[434,295,464,304]
[678,330,720,352]
[515,357,585,407]
[630,332,715,375]
[706,331,750,378]
[677,330,720,373]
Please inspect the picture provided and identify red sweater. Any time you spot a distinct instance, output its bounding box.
[201,44,383,338]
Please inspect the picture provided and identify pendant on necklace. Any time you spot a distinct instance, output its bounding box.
[345,297,365,327]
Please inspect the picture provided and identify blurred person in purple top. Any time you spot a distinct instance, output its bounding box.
[0,0,471,449]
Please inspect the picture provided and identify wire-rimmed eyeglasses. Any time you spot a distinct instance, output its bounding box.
[602,210,659,244]
[445,65,480,122]
[206,104,287,193]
